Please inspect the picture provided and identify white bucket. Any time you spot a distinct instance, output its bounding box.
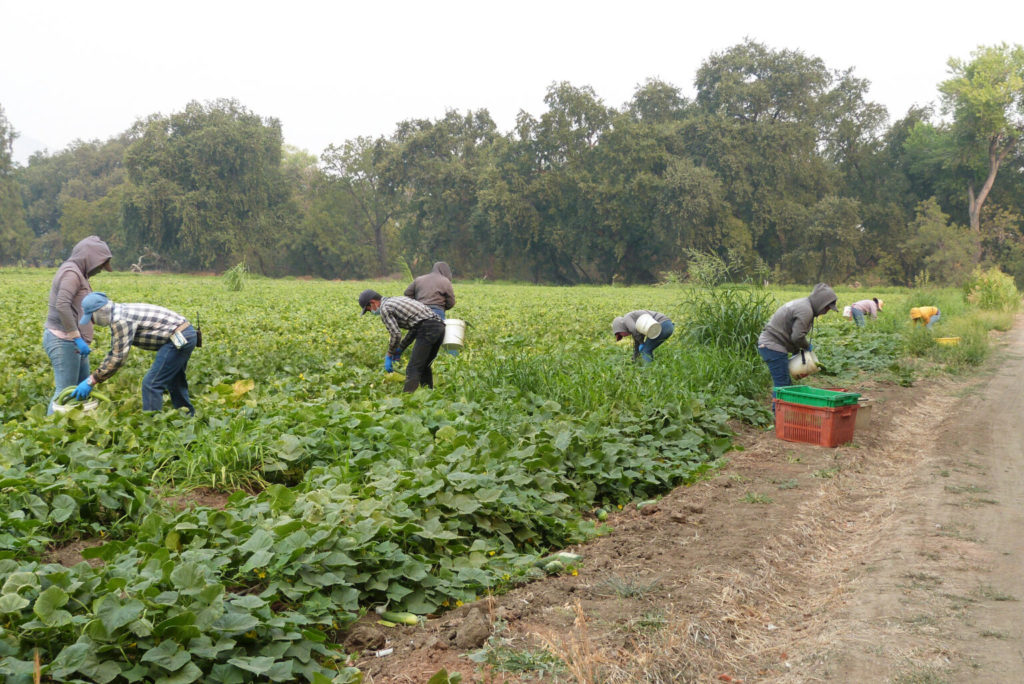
[52,399,99,414]
[788,349,820,379]
[635,313,662,340]
[443,319,467,350]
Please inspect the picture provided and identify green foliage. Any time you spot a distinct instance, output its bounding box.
[223,261,248,291]
[902,198,979,286]
[962,266,1021,311]
[685,286,777,354]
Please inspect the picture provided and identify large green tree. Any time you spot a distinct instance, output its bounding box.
[939,43,1024,235]
[0,104,31,263]
[321,136,401,277]
[122,99,287,271]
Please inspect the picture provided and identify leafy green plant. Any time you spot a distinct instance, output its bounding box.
[223,261,248,291]
[962,266,1020,311]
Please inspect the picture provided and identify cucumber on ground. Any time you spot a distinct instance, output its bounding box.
[375,609,420,626]
[543,560,565,575]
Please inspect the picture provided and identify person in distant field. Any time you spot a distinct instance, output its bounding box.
[611,310,674,364]
[404,261,455,320]
[42,235,112,414]
[756,283,838,389]
[359,289,445,393]
[910,306,941,328]
[849,297,884,327]
[72,293,198,416]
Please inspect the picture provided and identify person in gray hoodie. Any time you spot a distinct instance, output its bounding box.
[42,235,112,413]
[404,261,455,320]
[612,310,674,364]
[757,283,837,389]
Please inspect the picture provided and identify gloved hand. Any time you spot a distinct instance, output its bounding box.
[807,342,814,351]
[70,378,93,400]
[74,338,91,355]
[383,355,394,373]
[637,342,646,354]
[446,348,460,357]
[393,347,404,363]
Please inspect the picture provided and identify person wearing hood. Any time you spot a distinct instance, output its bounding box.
[910,306,940,328]
[358,289,445,393]
[42,235,112,414]
[71,293,198,416]
[757,283,838,389]
[404,261,455,320]
[611,310,674,364]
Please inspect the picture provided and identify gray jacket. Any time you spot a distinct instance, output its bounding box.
[404,261,455,310]
[44,236,112,342]
[757,283,837,354]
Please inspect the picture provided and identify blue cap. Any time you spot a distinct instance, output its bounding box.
[79,292,110,325]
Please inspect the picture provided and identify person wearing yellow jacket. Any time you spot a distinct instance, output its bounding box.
[910,306,940,328]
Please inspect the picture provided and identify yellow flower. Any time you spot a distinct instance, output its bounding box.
[455,600,463,607]
[442,600,450,607]
[488,550,495,556]
[571,569,578,576]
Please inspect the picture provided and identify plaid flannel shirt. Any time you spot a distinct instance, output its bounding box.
[92,303,188,382]
[378,296,441,354]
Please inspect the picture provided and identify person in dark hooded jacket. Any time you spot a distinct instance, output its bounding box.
[42,235,112,414]
[757,283,838,389]
[404,262,455,319]
[611,310,674,364]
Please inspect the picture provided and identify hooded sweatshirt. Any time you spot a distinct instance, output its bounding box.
[44,236,113,343]
[404,261,455,310]
[757,283,837,354]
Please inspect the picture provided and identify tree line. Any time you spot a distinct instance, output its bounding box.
[2,40,1023,286]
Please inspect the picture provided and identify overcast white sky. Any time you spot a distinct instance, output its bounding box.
[3,0,1022,164]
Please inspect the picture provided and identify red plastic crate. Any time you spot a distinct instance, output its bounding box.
[774,399,858,447]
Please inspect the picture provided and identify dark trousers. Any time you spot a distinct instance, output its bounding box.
[404,319,445,392]
[142,326,197,415]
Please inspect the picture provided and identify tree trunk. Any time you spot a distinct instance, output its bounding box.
[968,135,1010,234]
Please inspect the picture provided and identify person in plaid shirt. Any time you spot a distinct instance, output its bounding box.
[71,292,199,415]
[358,289,445,393]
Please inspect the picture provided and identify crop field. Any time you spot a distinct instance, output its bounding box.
[0,269,998,683]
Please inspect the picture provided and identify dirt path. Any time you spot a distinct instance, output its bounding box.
[353,318,1024,683]
[817,320,1024,682]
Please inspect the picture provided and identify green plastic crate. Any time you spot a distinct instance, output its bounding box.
[773,385,860,407]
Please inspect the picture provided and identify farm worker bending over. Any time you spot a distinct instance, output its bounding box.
[72,293,198,416]
[611,310,674,364]
[405,261,459,357]
[756,283,837,388]
[359,289,446,393]
[42,235,112,414]
[848,298,884,327]
[910,306,940,328]
[404,261,455,320]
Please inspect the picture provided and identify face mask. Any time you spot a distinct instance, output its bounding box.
[91,305,112,326]
[371,308,381,316]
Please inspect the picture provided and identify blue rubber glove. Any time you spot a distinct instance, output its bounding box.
[393,347,404,363]
[446,348,460,357]
[74,338,91,355]
[383,355,394,373]
[70,378,93,400]
[808,342,814,351]
[637,342,646,354]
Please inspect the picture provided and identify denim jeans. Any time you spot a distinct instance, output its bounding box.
[639,319,675,364]
[851,308,865,327]
[927,311,940,329]
[429,306,446,320]
[142,326,197,415]
[758,345,792,388]
[43,330,90,415]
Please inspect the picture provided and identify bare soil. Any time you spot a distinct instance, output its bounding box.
[353,317,1024,683]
